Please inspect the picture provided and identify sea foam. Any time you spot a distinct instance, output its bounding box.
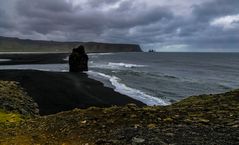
[87,70,169,106]
[0,59,11,62]
[88,53,114,56]
[108,62,145,68]
[63,56,69,61]
[90,62,146,70]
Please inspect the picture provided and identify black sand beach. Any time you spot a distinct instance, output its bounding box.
[0,53,69,65]
[0,70,145,115]
[0,53,145,115]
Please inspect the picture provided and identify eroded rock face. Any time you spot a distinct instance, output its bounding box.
[69,45,88,72]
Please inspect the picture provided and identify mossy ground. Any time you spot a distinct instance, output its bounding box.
[0,81,39,116]
[0,110,22,124]
[0,81,239,145]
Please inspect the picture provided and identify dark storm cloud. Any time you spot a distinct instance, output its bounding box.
[0,8,8,28]
[148,0,239,51]
[87,0,119,8]
[193,0,239,21]
[179,0,239,50]
[0,7,14,29]
[14,0,172,40]
[0,0,239,51]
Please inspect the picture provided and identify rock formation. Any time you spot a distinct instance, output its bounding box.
[69,45,88,72]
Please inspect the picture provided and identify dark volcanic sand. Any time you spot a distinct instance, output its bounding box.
[0,53,69,65]
[0,70,145,115]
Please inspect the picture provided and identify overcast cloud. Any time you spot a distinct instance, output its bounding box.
[0,0,238,51]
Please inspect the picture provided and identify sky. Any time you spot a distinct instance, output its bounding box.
[0,0,239,52]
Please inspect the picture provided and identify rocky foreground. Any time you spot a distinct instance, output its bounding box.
[0,81,239,145]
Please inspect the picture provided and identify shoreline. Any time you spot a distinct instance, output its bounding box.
[0,70,145,115]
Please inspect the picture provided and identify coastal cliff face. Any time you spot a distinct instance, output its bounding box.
[84,42,141,53]
[0,80,238,144]
[0,36,142,52]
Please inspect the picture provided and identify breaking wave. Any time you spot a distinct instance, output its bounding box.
[88,53,114,56]
[87,70,169,106]
[0,59,11,62]
[90,62,146,70]
[63,56,69,61]
[108,62,146,68]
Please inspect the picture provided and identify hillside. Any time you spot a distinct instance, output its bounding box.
[0,80,238,144]
[0,36,142,52]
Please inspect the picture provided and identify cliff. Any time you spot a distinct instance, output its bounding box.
[83,42,141,53]
[0,36,142,52]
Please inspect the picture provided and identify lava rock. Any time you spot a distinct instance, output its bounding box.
[69,45,88,72]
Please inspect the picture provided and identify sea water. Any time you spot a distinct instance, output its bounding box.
[1,52,239,105]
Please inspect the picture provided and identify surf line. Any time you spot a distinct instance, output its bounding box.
[87,70,170,106]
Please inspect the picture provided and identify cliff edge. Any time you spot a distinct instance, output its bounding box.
[0,36,142,52]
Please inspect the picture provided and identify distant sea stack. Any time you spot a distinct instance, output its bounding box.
[0,36,142,53]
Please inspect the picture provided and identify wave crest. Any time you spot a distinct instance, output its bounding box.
[108,62,146,68]
[0,59,11,62]
[87,71,169,106]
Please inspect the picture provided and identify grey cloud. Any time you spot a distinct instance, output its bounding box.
[15,0,173,37]
[0,0,239,51]
[87,0,120,8]
[193,0,239,21]
[0,6,16,31]
[182,0,239,50]
[0,8,8,28]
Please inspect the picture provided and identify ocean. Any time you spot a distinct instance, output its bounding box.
[1,52,239,106]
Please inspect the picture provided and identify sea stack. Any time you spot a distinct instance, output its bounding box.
[69,45,89,72]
